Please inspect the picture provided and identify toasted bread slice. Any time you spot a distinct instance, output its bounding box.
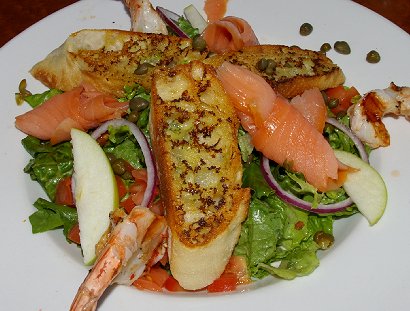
[30,29,208,96]
[204,45,345,98]
[150,61,250,290]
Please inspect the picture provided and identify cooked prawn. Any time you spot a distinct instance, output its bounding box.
[348,82,410,148]
[70,207,167,311]
[217,61,344,192]
[123,0,168,34]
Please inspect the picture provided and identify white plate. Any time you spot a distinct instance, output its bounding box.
[1,0,409,310]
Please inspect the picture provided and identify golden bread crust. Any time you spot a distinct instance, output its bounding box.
[204,44,345,98]
[150,61,250,289]
[30,29,208,96]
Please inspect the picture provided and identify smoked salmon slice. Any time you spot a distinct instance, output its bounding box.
[216,61,340,192]
[15,83,128,144]
[203,16,259,54]
[204,0,228,23]
[290,88,327,133]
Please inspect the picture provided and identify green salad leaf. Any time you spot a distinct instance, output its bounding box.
[236,158,334,279]
[29,198,78,238]
[177,17,199,38]
[24,89,63,108]
[22,136,73,201]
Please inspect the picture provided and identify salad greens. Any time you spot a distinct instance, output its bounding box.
[20,80,361,282]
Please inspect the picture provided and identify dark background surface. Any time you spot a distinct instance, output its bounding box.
[1,0,409,47]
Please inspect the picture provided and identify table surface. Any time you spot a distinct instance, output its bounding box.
[1,0,409,47]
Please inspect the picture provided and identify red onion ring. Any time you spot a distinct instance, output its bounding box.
[156,6,189,38]
[326,117,369,163]
[91,119,156,208]
[261,156,353,214]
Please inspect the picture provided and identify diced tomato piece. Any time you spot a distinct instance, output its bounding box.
[120,196,136,214]
[163,276,186,292]
[133,277,163,292]
[55,176,74,206]
[147,266,170,287]
[67,223,80,244]
[207,273,238,293]
[115,175,127,199]
[223,255,251,285]
[325,85,360,115]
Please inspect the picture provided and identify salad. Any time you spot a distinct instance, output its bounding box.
[10,0,410,310]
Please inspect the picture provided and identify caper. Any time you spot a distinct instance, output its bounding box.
[122,171,133,180]
[321,91,329,103]
[127,111,140,123]
[324,123,335,133]
[336,110,347,119]
[320,43,332,53]
[192,35,207,52]
[314,231,334,250]
[256,58,268,71]
[366,50,381,63]
[112,158,127,175]
[106,153,117,164]
[327,98,339,109]
[129,97,149,112]
[299,22,313,36]
[334,41,351,55]
[134,62,154,75]
[265,59,277,75]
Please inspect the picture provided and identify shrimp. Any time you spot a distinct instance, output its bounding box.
[348,82,410,148]
[123,0,168,34]
[70,207,167,311]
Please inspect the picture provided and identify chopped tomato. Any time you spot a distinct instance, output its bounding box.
[133,266,169,292]
[115,175,127,199]
[133,277,163,292]
[223,255,251,285]
[325,85,360,115]
[207,273,238,293]
[163,276,186,292]
[55,176,74,206]
[120,196,135,214]
[207,256,251,292]
[67,223,80,244]
[147,266,170,287]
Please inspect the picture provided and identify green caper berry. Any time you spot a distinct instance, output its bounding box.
[320,43,332,53]
[129,97,149,112]
[112,158,127,175]
[106,153,117,164]
[334,41,351,55]
[366,50,381,63]
[299,22,313,36]
[256,58,268,71]
[192,35,207,52]
[264,59,277,75]
[122,171,133,180]
[327,98,339,109]
[314,231,334,250]
[134,62,154,75]
[127,111,140,123]
[321,91,329,103]
[336,111,347,119]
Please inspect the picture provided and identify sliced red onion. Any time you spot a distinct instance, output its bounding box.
[91,119,156,208]
[156,6,189,38]
[326,117,368,163]
[261,156,353,214]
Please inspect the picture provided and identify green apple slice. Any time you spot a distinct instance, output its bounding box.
[71,128,118,265]
[334,150,387,225]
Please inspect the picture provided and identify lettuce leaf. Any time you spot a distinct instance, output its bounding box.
[29,198,78,239]
[22,136,73,201]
